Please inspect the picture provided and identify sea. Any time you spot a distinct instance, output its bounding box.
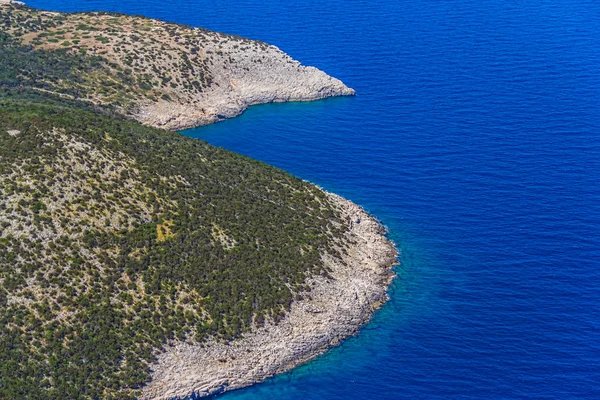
[25,0,600,398]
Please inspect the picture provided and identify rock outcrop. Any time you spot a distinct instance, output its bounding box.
[0,1,25,6]
[142,192,398,399]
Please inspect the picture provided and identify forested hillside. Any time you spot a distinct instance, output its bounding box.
[0,4,357,395]
[0,95,351,398]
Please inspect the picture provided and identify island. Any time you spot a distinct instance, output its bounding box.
[0,2,398,399]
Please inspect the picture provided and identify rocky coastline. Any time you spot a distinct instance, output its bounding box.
[1,0,355,131]
[133,44,356,131]
[142,192,398,400]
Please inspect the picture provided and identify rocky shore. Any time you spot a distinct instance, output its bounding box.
[133,43,356,130]
[141,192,398,400]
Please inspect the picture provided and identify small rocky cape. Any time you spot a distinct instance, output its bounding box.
[1,0,355,130]
[142,193,398,399]
[136,50,356,130]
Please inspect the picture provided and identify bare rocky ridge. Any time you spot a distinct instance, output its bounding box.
[142,192,398,399]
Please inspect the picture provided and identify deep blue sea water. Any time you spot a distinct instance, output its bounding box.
[26,0,600,398]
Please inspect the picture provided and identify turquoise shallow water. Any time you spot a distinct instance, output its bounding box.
[25,0,600,398]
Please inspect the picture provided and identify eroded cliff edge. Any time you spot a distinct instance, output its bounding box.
[142,193,398,399]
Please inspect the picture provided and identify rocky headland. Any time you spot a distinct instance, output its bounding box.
[142,193,398,399]
[1,1,355,130]
[133,44,356,130]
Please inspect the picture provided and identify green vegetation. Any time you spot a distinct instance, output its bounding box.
[0,96,347,398]
[0,30,136,111]
[0,3,232,111]
[0,4,349,399]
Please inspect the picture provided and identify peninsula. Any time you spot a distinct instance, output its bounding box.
[0,2,397,399]
[0,0,354,129]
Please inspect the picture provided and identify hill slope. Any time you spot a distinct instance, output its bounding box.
[0,98,353,398]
